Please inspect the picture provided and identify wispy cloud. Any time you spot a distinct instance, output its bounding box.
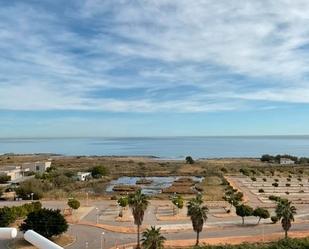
[1,1,309,112]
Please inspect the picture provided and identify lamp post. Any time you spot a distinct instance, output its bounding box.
[262,222,265,242]
[101,232,105,249]
[31,192,34,201]
[96,207,99,224]
[86,192,89,207]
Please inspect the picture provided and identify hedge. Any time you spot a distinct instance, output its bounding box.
[0,202,42,226]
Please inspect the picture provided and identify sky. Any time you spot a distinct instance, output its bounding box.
[1,0,309,137]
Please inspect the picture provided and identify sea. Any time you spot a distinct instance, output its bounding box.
[1,136,309,159]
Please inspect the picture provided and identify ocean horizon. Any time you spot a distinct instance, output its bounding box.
[1,135,309,159]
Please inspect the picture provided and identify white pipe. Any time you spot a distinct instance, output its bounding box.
[24,230,64,249]
[0,228,17,239]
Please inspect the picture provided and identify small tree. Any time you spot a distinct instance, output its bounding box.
[187,194,208,246]
[117,196,128,217]
[128,189,149,249]
[185,156,195,164]
[275,199,297,239]
[68,198,80,211]
[141,226,166,249]
[253,207,270,224]
[224,190,243,210]
[20,208,68,238]
[171,194,184,215]
[236,204,253,225]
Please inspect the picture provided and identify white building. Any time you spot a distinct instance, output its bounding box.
[0,166,23,181]
[22,161,52,173]
[76,172,91,181]
[280,158,295,165]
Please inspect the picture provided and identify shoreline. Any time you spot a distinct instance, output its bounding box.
[0,153,261,160]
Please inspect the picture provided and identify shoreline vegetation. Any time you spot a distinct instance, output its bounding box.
[0,153,308,201]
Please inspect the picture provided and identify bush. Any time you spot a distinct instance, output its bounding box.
[67,198,80,210]
[15,179,52,200]
[0,202,42,227]
[269,195,281,202]
[262,178,267,182]
[286,183,291,187]
[239,168,250,176]
[287,178,291,182]
[258,189,264,193]
[91,165,108,178]
[274,178,279,182]
[220,167,228,173]
[285,191,289,195]
[251,177,257,181]
[261,154,274,162]
[0,175,11,184]
[272,182,279,187]
[271,216,279,224]
[20,208,68,238]
[117,196,129,208]
[185,156,195,164]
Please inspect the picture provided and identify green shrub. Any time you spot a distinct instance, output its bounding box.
[251,177,257,181]
[20,208,68,238]
[67,198,80,210]
[272,182,279,187]
[220,167,228,173]
[271,216,279,224]
[239,168,250,176]
[258,189,264,193]
[286,183,291,187]
[91,165,108,178]
[185,156,195,164]
[0,175,11,184]
[0,202,42,227]
[262,178,267,182]
[269,195,281,202]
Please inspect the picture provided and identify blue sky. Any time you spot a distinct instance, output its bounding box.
[1,0,309,137]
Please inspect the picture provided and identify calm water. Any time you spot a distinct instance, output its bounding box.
[1,136,309,158]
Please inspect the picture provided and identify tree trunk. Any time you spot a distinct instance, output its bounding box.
[285,229,288,239]
[137,224,141,249]
[257,217,261,224]
[195,231,200,246]
[242,217,244,225]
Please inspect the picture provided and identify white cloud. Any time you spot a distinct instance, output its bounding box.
[1,1,309,112]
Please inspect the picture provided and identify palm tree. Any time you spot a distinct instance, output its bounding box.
[141,226,166,249]
[187,194,208,246]
[128,189,149,249]
[275,199,297,239]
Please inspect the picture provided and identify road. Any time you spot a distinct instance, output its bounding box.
[1,200,309,249]
[66,222,309,249]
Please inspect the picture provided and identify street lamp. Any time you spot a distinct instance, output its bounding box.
[31,193,34,202]
[86,192,89,207]
[101,232,105,249]
[96,207,99,224]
